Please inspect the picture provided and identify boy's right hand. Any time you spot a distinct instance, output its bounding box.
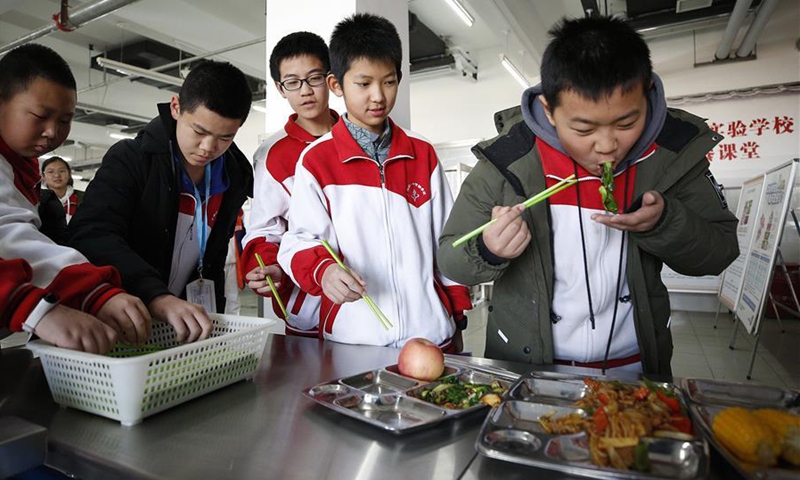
[482,205,532,259]
[34,304,118,354]
[96,293,152,345]
[245,265,283,296]
[148,294,213,343]
[321,265,366,304]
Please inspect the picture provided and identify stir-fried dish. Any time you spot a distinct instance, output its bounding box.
[539,378,695,471]
[599,162,619,214]
[417,376,507,409]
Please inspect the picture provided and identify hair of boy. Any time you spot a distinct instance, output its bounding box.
[329,13,402,84]
[177,60,252,124]
[41,156,74,186]
[0,43,76,102]
[269,31,331,83]
[541,16,652,111]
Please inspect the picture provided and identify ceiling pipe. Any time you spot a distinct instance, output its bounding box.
[735,0,780,58]
[714,0,753,60]
[0,0,143,57]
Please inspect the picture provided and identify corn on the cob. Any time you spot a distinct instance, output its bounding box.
[712,407,780,466]
[753,408,800,466]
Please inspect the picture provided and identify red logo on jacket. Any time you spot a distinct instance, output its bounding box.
[406,182,428,207]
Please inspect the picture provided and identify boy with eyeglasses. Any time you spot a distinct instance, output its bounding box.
[242,31,338,336]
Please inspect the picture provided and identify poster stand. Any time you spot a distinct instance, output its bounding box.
[724,159,799,379]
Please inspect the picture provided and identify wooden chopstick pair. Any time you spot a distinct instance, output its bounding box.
[320,239,393,330]
[451,174,578,247]
[255,253,289,319]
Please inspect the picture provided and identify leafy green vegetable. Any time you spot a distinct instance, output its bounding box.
[599,162,618,214]
[634,441,650,472]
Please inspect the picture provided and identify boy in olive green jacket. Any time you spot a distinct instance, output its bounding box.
[437,16,738,375]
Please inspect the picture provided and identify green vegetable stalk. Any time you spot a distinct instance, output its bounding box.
[599,162,618,214]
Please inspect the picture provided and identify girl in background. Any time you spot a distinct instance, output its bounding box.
[39,156,81,244]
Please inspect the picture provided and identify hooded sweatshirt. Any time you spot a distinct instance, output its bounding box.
[517,74,668,366]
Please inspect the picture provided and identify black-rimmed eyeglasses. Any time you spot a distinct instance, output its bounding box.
[279,73,328,92]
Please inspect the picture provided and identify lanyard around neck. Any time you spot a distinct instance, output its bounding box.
[192,163,212,277]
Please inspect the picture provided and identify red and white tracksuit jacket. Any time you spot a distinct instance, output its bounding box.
[541,140,657,365]
[277,118,472,348]
[242,113,339,336]
[0,138,123,331]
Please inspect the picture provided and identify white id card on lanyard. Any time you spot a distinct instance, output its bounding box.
[187,277,216,313]
[185,163,216,313]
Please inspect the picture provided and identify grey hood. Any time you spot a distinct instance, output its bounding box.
[520,73,668,172]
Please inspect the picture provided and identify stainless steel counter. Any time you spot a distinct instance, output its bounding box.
[1,335,733,480]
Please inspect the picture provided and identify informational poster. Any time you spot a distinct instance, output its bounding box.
[718,176,765,310]
[736,159,798,334]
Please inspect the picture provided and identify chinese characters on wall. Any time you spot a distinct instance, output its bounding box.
[706,115,795,162]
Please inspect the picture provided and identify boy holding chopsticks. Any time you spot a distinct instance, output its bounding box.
[437,17,738,374]
[242,32,338,337]
[278,14,472,351]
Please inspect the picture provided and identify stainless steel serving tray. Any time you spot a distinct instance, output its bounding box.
[477,371,709,479]
[302,361,518,434]
[684,378,800,479]
[683,378,800,409]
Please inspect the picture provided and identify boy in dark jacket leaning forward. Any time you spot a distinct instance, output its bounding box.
[438,17,738,375]
[69,60,254,344]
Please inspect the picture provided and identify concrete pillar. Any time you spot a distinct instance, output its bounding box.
[264,0,410,135]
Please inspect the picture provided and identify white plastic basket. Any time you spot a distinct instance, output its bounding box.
[27,314,274,426]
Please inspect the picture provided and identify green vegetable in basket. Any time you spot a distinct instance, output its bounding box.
[599,162,618,214]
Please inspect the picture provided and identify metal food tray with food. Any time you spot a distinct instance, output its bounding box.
[684,378,800,480]
[302,362,518,434]
[476,371,710,480]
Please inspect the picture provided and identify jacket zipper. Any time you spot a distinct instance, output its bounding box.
[376,160,402,343]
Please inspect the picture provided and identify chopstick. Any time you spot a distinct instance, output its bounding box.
[451,174,577,248]
[320,239,393,330]
[255,253,289,319]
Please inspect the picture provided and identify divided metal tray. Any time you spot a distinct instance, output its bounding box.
[476,371,710,480]
[683,378,800,479]
[302,362,518,434]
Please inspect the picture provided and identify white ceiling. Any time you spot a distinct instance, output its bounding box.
[0,0,582,176]
[1,0,796,179]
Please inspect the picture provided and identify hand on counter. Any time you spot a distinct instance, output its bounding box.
[96,293,152,345]
[35,304,118,354]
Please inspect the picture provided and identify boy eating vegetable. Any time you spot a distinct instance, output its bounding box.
[437,16,738,374]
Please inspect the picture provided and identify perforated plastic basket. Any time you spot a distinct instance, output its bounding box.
[27,314,274,426]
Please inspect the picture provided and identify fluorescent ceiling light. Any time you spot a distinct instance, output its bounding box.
[96,57,184,87]
[109,132,135,140]
[251,104,268,114]
[501,56,530,88]
[445,0,474,27]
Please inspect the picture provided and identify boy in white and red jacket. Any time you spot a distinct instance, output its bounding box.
[242,32,338,337]
[0,44,151,353]
[277,14,471,352]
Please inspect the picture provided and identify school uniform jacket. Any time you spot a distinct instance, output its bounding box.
[277,117,472,348]
[67,104,253,311]
[0,139,123,331]
[241,112,337,336]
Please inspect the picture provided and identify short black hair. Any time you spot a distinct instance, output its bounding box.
[269,32,331,82]
[178,60,251,124]
[541,16,651,110]
[329,13,402,83]
[41,156,74,186]
[0,44,76,102]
